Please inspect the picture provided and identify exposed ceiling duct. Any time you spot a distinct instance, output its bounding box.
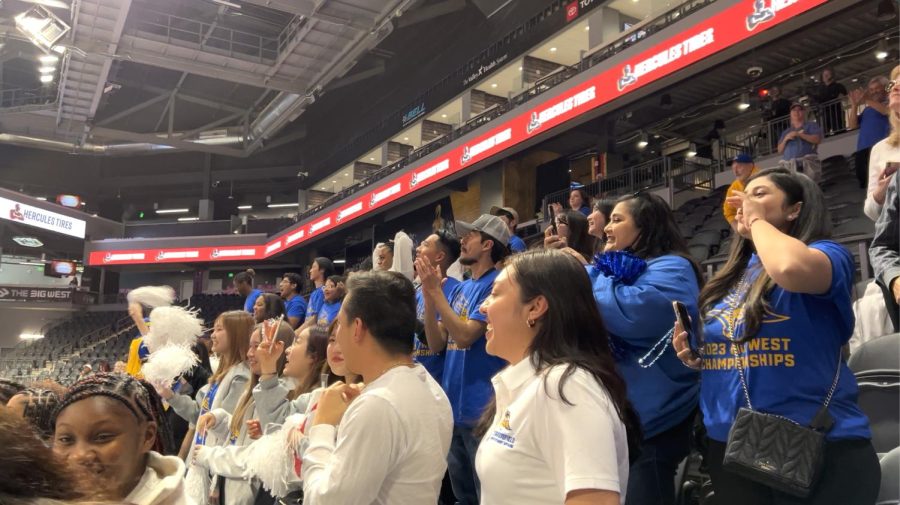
[0,133,245,155]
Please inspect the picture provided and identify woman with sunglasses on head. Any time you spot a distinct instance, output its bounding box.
[52,373,187,505]
[589,191,703,505]
[673,168,878,505]
[863,66,900,221]
[544,210,595,264]
[192,320,294,505]
[475,249,641,505]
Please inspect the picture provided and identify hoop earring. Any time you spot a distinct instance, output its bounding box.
[526,318,535,328]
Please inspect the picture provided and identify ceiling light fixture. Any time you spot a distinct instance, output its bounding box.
[237,205,252,210]
[20,333,44,340]
[212,0,242,7]
[177,217,200,222]
[687,143,698,158]
[39,74,53,83]
[155,208,190,214]
[738,92,751,110]
[13,236,43,248]
[15,6,71,54]
[38,54,59,63]
[38,66,55,73]
[491,83,498,88]
[441,114,447,118]
[267,203,299,208]
[35,196,47,201]
[637,131,649,148]
[875,39,889,60]
[549,47,557,52]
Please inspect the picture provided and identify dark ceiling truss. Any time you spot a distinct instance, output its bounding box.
[0,0,413,157]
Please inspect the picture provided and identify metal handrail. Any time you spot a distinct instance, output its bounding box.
[728,97,848,159]
[0,87,57,108]
[129,7,279,62]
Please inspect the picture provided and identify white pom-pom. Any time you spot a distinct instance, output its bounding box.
[127,286,176,308]
[184,465,211,505]
[142,344,199,386]
[246,414,304,497]
[144,306,203,352]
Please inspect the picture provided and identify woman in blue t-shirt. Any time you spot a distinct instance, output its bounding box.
[674,168,879,505]
[589,192,703,505]
[316,275,345,329]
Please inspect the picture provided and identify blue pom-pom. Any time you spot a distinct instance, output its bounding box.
[591,250,648,285]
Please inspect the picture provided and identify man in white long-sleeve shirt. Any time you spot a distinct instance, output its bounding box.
[300,270,453,505]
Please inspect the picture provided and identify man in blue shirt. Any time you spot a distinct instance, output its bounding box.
[234,269,262,314]
[777,103,822,167]
[299,257,335,332]
[279,272,307,329]
[849,76,891,188]
[413,230,461,383]
[490,205,527,253]
[417,214,510,505]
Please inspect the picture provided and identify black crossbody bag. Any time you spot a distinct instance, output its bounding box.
[721,340,841,498]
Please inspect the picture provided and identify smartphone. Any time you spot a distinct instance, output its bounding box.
[672,301,699,355]
[548,205,558,235]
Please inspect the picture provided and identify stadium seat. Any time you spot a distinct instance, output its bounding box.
[879,447,900,505]
[848,333,900,454]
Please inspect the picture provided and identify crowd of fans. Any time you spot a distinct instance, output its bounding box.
[0,66,898,505]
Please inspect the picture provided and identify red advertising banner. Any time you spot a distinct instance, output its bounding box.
[87,0,826,266]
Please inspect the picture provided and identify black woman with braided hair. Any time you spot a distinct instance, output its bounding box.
[51,373,190,505]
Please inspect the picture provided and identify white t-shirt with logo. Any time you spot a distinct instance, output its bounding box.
[476,359,629,505]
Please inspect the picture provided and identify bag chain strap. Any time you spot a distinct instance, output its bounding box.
[725,270,842,426]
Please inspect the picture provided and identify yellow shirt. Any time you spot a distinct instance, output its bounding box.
[126,337,144,378]
[723,168,758,223]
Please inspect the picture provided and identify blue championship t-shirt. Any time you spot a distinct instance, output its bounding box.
[284,295,307,325]
[316,300,342,329]
[244,288,263,313]
[442,268,505,426]
[700,241,871,442]
[414,277,461,384]
[306,286,325,320]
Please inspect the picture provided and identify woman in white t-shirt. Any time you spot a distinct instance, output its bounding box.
[863,64,900,221]
[475,249,641,505]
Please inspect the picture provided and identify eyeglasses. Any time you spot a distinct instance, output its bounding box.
[887,80,897,93]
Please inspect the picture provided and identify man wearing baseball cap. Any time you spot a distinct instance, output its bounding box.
[722,153,759,231]
[415,213,509,504]
[490,205,527,253]
[777,102,822,164]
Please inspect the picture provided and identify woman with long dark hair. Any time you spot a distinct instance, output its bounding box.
[589,191,702,505]
[475,249,640,504]
[673,168,879,504]
[252,293,286,324]
[544,210,595,264]
[588,198,616,252]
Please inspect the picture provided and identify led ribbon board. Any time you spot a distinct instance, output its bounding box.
[88,0,824,266]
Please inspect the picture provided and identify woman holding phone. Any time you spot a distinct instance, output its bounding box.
[673,168,878,505]
[589,192,703,505]
[863,65,900,221]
